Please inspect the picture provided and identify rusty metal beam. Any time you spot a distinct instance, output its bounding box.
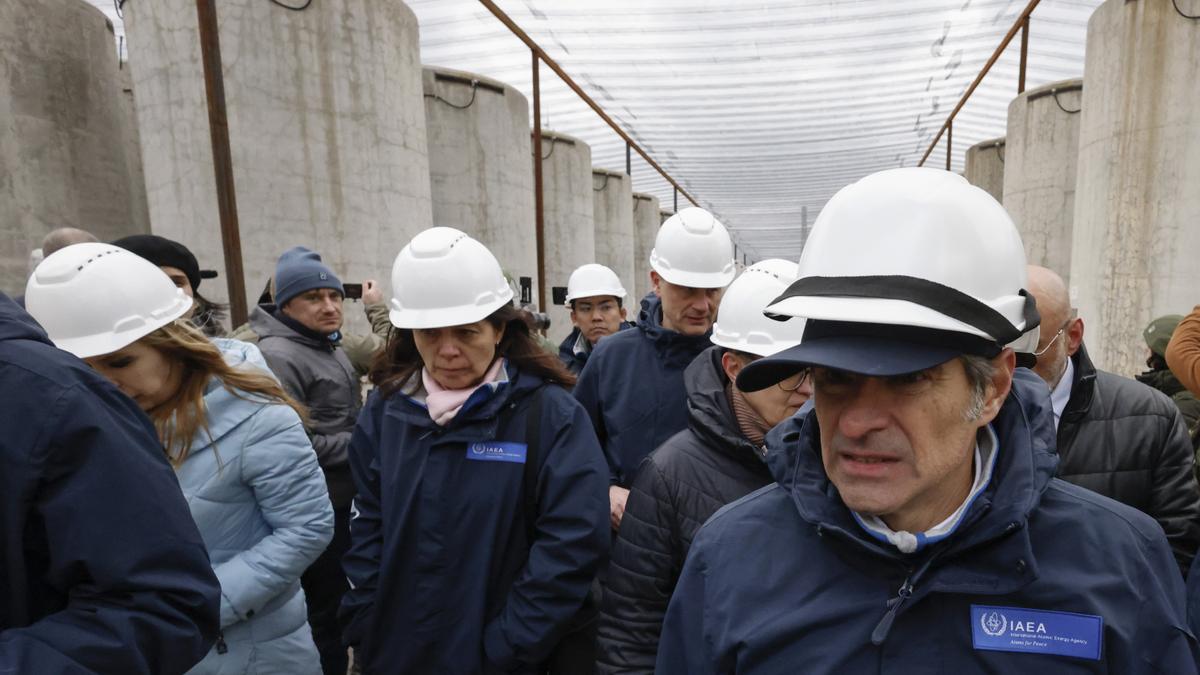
[918,0,1043,167]
[195,0,248,326]
[477,0,699,208]
[1018,16,1030,94]
[531,51,547,311]
[946,120,953,171]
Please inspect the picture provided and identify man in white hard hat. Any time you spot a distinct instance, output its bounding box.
[656,168,1197,673]
[574,207,736,531]
[597,259,811,674]
[558,263,633,375]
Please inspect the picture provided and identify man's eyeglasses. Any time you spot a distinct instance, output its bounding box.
[1033,316,1076,357]
[777,369,811,393]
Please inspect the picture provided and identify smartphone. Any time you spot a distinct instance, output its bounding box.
[343,283,363,300]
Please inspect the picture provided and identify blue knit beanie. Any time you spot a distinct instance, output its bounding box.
[274,246,343,307]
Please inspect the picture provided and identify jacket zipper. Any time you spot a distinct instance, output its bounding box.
[870,575,914,645]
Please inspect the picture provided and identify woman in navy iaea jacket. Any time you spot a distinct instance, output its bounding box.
[339,227,610,674]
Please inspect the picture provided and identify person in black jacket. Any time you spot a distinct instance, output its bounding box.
[596,260,810,674]
[1026,265,1200,575]
[575,208,736,532]
[0,293,221,674]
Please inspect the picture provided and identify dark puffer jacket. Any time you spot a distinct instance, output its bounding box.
[1137,367,1200,446]
[574,294,714,486]
[596,346,773,674]
[1056,346,1200,575]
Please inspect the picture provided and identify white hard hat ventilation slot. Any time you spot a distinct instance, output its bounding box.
[770,275,1040,346]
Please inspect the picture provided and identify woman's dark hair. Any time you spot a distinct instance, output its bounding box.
[370,304,575,398]
[191,291,229,338]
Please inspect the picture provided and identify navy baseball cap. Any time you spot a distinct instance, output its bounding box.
[737,319,1003,392]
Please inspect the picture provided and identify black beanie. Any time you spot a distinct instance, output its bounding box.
[112,234,213,291]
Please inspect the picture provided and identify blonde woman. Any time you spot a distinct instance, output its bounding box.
[26,243,334,675]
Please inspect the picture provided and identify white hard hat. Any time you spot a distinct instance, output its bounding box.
[737,168,1040,390]
[649,207,736,289]
[565,263,627,303]
[389,227,514,329]
[25,242,192,358]
[711,259,806,357]
[766,168,1034,340]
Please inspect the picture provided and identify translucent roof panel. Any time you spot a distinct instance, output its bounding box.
[87,0,1102,261]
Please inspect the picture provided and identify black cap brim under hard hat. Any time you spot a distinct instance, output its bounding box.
[736,319,1003,392]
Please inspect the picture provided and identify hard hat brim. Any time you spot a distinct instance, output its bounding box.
[652,266,736,290]
[388,293,513,330]
[736,336,961,392]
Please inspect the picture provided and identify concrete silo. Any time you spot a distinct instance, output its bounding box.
[1003,79,1083,281]
[964,137,1006,203]
[0,0,149,294]
[124,0,433,326]
[1071,0,1200,375]
[536,131,594,344]
[592,168,635,298]
[423,67,536,302]
[632,192,661,304]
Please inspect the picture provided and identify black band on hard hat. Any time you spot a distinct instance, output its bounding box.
[767,275,1040,345]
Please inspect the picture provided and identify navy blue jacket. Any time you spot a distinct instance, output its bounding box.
[658,369,1199,673]
[340,364,610,674]
[0,294,221,674]
[556,322,634,376]
[574,294,713,485]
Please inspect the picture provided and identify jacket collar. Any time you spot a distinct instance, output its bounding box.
[766,368,1058,592]
[388,361,542,439]
[558,322,635,365]
[636,293,714,367]
[0,293,51,345]
[1060,344,1098,425]
[685,346,770,469]
[1136,367,1189,398]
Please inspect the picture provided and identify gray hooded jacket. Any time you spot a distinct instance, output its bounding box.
[250,306,361,508]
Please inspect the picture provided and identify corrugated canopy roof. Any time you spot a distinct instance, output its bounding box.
[89,0,1101,260]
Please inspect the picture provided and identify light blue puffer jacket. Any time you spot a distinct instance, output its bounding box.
[181,339,334,675]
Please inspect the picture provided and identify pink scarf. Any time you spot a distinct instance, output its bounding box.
[422,359,506,426]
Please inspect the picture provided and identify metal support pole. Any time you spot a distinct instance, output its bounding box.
[1018,17,1030,94]
[196,0,247,326]
[625,142,632,177]
[531,51,547,312]
[674,188,678,212]
[946,120,953,171]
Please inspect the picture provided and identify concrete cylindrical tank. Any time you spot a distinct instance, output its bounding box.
[592,168,635,299]
[124,0,433,328]
[537,131,594,344]
[116,66,152,239]
[632,192,660,304]
[423,67,536,303]
[964,137,1006,203]
[0,0,150,294]
[1003,79,1083,281]
[1071,0,1200,375]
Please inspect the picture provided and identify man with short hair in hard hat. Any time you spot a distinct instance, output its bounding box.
[656,168,1197,674]
[1140,314,1200,446]
[1024,266,1200,576]
[597,259,811,675]
[574,207,736,531]
[558,264,633,375]
[248,246,360,675]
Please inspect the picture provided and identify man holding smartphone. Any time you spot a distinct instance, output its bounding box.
[248,246,361,675]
